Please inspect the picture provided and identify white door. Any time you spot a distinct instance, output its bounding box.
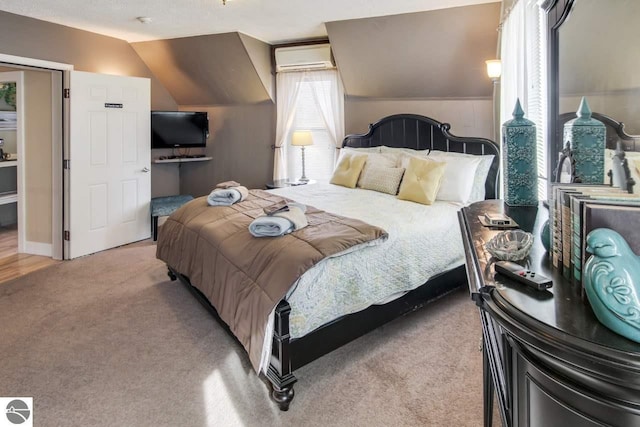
[67,71,150,259]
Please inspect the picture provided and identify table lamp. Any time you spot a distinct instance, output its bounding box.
[291,130,314,182]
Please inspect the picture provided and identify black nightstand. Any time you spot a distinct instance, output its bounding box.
[266,179,316,189]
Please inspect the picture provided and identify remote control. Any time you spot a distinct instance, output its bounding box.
[494,261,553,291]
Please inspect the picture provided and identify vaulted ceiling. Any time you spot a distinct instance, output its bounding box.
[132,33,274,106]
[328,3,500,99]
[130,2,500,106]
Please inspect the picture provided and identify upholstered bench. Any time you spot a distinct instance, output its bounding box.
[150,195,194,241]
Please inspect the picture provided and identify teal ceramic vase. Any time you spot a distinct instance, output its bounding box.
[563,97,606,184]
[502,99,538,206]
[583,228,640,343]
[540,220,551,252]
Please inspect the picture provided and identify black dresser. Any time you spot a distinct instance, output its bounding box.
[458,200,640,427]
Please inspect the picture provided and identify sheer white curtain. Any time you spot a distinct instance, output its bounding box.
[274,72,304,181]
[500,0,527,126]
[305,69,345,153]
[500,0,548,198]
[274,69,345,180]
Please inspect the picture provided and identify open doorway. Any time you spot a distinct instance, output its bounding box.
[0,71,23,277]
[0,61,64,281]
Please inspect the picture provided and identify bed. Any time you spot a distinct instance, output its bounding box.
[157,114,500,410]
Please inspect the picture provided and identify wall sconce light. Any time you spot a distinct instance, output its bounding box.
[485,59,502,83]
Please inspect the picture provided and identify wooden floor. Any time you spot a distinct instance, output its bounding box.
[0,225,59,284]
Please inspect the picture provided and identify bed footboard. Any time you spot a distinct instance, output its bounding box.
[167,266,297,411]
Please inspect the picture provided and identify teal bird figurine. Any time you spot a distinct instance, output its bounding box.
[584,228,640,343]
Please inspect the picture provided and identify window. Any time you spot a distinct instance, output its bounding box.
[285,78,335,181]
[273,69,344,182]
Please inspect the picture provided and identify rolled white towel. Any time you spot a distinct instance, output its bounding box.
[249,204,308,237]
[207,188,242,206]
[249,216,295,237]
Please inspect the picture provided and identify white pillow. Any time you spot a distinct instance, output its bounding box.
[605,148,640,194]
[629,158,640,194]
[430,150,494,202]
[380,146,430,157]
[341,146,381,153]
[395,150,432,170]
[336,146,382,165]
[433,155,483,203]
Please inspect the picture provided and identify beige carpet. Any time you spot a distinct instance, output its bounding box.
[0,241,486,426]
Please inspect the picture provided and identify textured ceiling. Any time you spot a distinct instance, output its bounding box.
[0,0,499,43]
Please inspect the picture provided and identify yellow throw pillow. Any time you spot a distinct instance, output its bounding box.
[397,157,446,205]
[330,153,367,188]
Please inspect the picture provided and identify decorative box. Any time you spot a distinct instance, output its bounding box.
[502,99,538,206]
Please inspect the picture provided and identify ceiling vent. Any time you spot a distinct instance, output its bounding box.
[275,44,335,72]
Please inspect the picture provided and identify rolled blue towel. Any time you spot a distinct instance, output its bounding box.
[249,204,308,237]
[207,188,242,206]
[249,216,295,237]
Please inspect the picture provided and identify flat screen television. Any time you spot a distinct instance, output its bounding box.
[151,111,209,149]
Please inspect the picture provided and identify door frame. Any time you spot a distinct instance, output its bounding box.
[0,53,73,260]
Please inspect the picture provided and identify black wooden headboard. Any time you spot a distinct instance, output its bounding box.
[342,114,501,199]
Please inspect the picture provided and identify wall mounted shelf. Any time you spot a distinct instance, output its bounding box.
[0,159,17,168]
[152,157,212,164]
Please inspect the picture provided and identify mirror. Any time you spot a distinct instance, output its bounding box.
[555,142,574,183]
[559,0,640,134]
[544,0,640,184]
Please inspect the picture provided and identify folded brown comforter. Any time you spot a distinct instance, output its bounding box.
[156,189,388,371]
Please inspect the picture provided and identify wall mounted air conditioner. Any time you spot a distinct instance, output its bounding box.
[275,44,335,72]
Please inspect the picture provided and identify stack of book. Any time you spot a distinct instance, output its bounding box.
[549,183,640,296]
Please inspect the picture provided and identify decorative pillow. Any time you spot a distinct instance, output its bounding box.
[356,152,399,187]
[359,166,406,195]
[430,151,494,202]
[397,157,446,205]
[431,155,483,203]
[330,153,367,188]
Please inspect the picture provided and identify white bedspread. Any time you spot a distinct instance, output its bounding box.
[268,182,465,339]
